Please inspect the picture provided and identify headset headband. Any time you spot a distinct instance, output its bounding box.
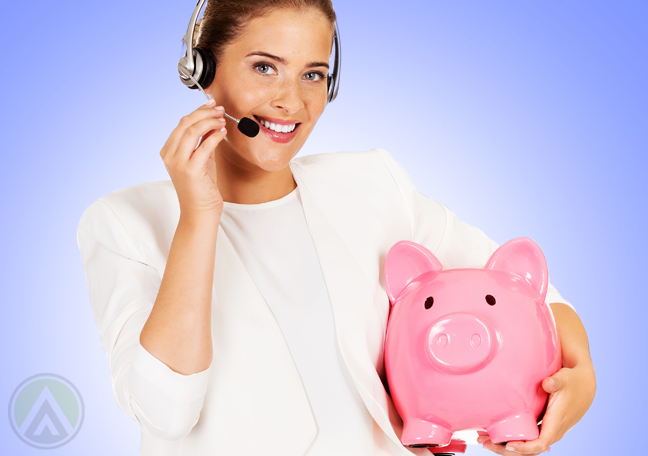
[178,0,341,103]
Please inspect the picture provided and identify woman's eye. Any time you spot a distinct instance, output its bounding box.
[304,71,324,82]
[255,63,276,75]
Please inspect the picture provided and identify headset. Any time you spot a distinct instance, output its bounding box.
[178,0,341,103]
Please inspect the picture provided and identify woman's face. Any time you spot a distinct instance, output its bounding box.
[208,7,334,173]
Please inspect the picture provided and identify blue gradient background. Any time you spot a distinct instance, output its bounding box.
[1,1,646,454]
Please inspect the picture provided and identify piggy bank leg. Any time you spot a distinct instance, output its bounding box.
[401,418,452,447]
[428,438,467,454]
[487,413,539,444]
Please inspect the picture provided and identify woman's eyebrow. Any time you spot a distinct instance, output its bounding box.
[246,51,329,69]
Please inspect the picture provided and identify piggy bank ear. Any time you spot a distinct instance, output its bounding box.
[385,241,443,304]
[485,237,548,301]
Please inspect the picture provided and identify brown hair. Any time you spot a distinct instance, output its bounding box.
[194,0,336,67]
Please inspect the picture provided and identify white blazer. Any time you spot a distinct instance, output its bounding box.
[77,149,567,455]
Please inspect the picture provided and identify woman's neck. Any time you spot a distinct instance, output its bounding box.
[215,151,297,205]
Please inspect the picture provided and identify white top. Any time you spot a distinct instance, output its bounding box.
[219,186,374,455]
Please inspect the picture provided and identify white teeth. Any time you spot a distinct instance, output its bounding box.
[259,118,297,133]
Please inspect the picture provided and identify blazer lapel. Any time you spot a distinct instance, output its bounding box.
[290,161,418,454]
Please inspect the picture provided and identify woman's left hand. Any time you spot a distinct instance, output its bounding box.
[478,302,596,454]
[477,362,596,454]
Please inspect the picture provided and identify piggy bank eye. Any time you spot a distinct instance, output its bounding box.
[485,294,496,306]
[424,297,434,310]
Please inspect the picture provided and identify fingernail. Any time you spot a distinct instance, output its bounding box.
[205,98,215,106]
[546,446,551,453]
[505,446,517,452]
[548,378,555,389]
[220,127,226,132]
[215,106,224,111]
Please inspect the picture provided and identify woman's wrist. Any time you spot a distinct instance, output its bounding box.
[179,207,223,228]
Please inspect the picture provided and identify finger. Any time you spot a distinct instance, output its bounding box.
[162,113,222,162]
[165,104,222,150]
[542,368,568,394]
[196,125,217,148]
[173,117,227,162]
[477,431,490,445]
[483,439,541,455]
[481,439,532,455]
[477,435,489,445]
[162,105,225,157]
[189,127,227,166]
[505,428,556,453]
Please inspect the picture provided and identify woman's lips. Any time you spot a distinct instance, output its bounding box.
[254,116,301,144]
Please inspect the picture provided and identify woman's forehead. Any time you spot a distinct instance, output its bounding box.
[228,8,334,62]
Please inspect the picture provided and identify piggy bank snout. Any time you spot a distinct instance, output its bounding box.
[426,313,495,374]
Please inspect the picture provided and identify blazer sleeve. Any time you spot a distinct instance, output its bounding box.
[77,199,211,440]
[376,149,573,310]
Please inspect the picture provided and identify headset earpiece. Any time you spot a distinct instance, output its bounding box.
[179,46,215,90]
[193,46,216,89]
[327,21,341,103]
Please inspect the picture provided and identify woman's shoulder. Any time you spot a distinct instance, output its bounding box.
[291,148,417,207]
[80,180,177,221]
[78,181,179,256]
[292,149,412,189]
[88,180,176,208]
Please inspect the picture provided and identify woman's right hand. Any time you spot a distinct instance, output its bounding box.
[160,99,227,216]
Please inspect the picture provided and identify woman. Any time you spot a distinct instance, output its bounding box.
[77,1,596,455]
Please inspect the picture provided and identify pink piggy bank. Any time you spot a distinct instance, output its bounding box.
[383,237,561,448]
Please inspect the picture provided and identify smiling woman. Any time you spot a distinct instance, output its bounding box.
[76,1,595,455]
[207,7,333,189]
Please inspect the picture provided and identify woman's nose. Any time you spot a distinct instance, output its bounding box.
[271,79,305,115]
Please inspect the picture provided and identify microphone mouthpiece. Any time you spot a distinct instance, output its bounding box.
[238,117,260,138]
